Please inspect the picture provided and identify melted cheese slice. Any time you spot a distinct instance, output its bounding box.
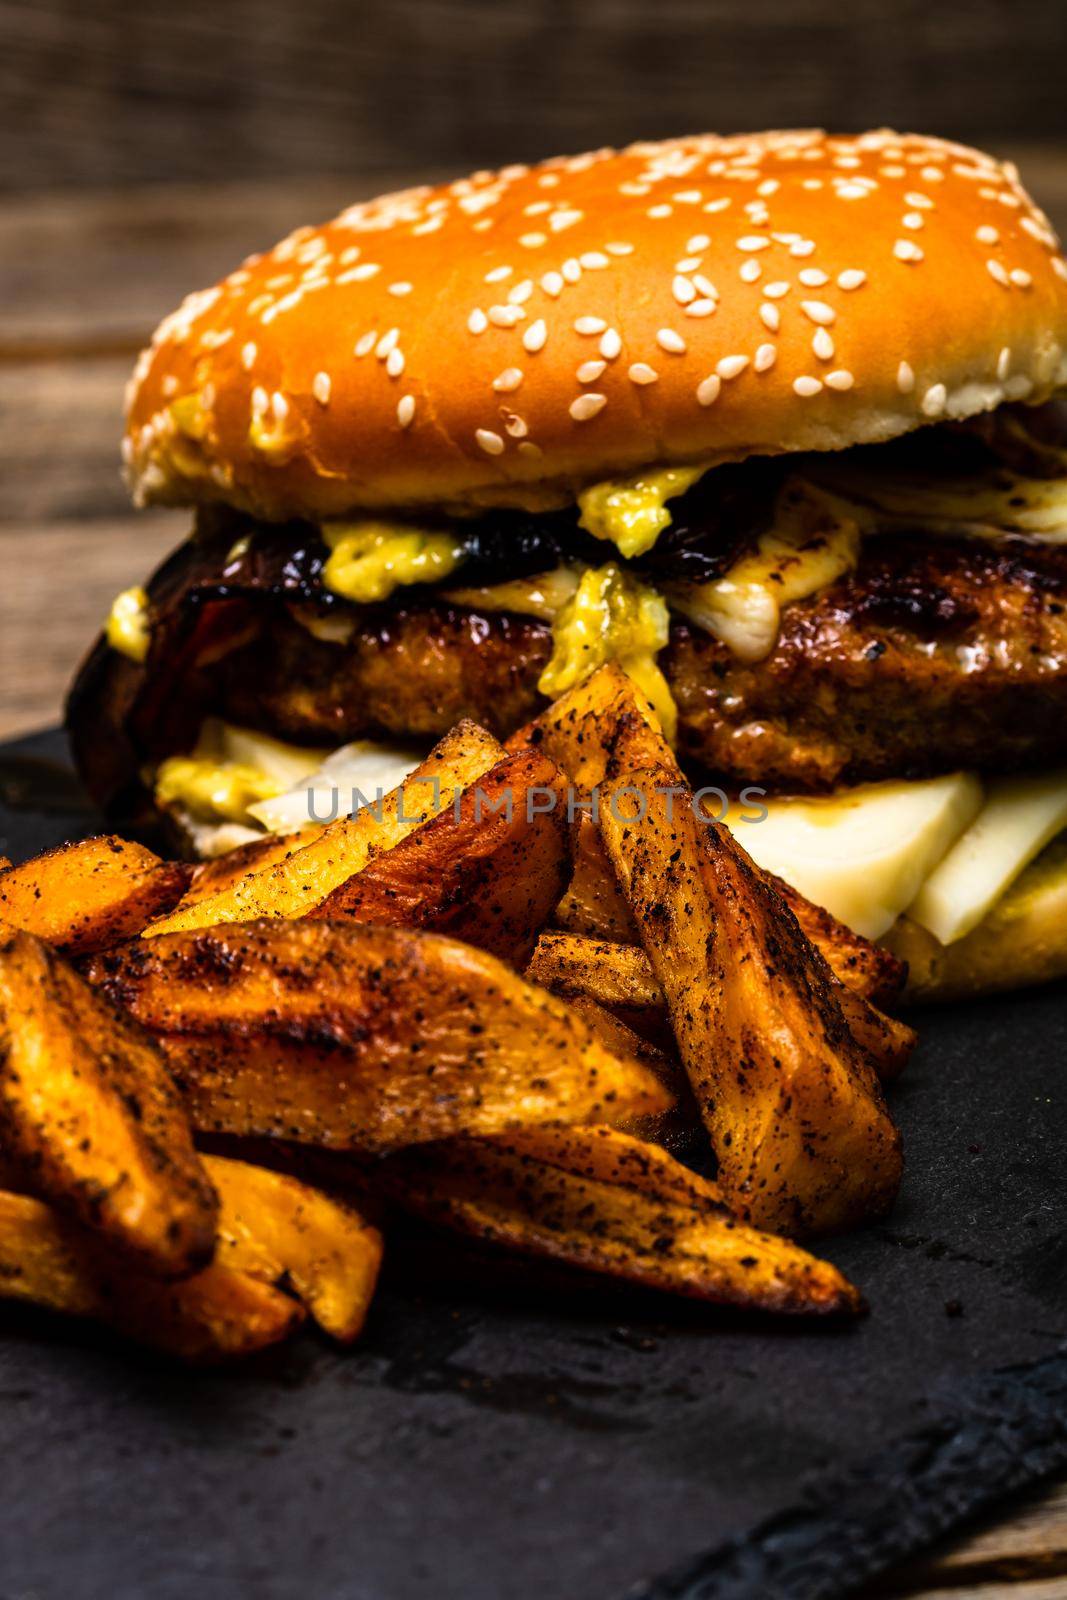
[725,773,984,940]
[249,740,424,833]
[908,767,1067,943]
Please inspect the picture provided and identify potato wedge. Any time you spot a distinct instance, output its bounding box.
[0,1189,302,1362]
[87,920,671,1151]
[527,930,912,1082]
[206,1155,382,1343]
[554,811,639,943]
[505,662,639,790]
[384,1125,863,1316]
[0,931,218,1276]
[180,826,324,909]
[309,746,569,966]
[0,836,189,954]
[144,720,503,935]
[600,715,903,1235]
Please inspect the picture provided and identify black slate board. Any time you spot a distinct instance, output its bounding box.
[0,727,1063,1600]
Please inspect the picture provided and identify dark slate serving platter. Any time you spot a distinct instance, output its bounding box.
[0,727,1063,1600]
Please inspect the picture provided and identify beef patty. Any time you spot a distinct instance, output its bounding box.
[204,535,1067,791]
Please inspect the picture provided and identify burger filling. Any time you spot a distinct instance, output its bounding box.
[75,398,1067,947]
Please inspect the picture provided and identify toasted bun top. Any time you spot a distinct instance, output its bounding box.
[125,129,1067,518]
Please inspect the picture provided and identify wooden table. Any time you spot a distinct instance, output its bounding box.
[2,162,1065,1598]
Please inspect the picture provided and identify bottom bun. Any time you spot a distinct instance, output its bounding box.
[884,835,1067,1002]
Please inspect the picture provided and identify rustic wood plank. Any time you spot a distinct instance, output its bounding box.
[0,512,181,740]
[3,0,1067,193]
[903,1582,1067,1600]
[875,1479,1067,1596]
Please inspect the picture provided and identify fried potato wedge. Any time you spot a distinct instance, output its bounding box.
[0,931,218,1276]
[384,1125,863,1316]
[180,826,324,910]
[144,720,503,935]
[206,1155,382,1343]
[528,930,912,1083]
[600,713,903,1235]
[505,662,639,790]
[0,836,189,954]
[309,747,569,966]
[0,1189,302,1362]
[88,920,671,1151]
[556,809,907,1007]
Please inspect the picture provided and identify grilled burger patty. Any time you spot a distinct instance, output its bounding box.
[203,536,1067,790]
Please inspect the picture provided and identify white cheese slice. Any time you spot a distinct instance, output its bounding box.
[248,740,425,834]
[724,773,984,940]
[907,767,1067,944]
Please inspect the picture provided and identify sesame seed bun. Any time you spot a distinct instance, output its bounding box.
[125,129,1067,518]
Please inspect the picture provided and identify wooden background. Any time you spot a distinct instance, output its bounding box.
[1,9,1066,1585]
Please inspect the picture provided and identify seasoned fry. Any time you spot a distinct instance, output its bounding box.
[144,720,504,935]
[528,930,912,1082]
[505,662,639,790]
[87,920,671,1151]
[309,747,569,966]
[554,811,638,943]
[0,1189,302,1362]
[0,836,189,954]
[384,1125,863,1316]
[206,1155,382,1343]
[600,709,903,1235]
[760,874,907,1006]
[180,826,324,909]
[0,931,218,1276]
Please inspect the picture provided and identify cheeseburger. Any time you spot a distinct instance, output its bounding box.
[68,129,1067,997]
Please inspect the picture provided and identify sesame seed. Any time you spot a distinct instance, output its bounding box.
[835,183,872,201]
[656,328,687,354]
[397,394,416,428]
[386,348,405,378]
[577,359,607,383]
[696,374,721,406]
[605,241,634,256]
[812,328,835,361]
[703,197,731,213]
[388,281,413,296]
[575,316,606,335]
[489,304,524,326]
[759,303,780,332]
[894,240,924,263]
[468,309,488,334]
[1054,258,1067,281]
[685,299,717,318]
[519,232,547,249]
[241,341,257,370]
[790,240,816,257]
[673,275,698,304]
[570,393,607,421]
[921,166,944,182]
[801,300,836,326]
[351,262,380,280]
[793,376,823,397]
[739,259,762,283]
[376,328,400,357]
[976,225,1000,244]
[905,191,934,209]
[475,428,505,455]
[492,368,524,392]
[717,354,749,380]
[737,235,770,251]
[687,233,711,252]
[354,331,377,357]
[251,384,269,416]
[921,383,947,417]
[986,259,1010,286]
[541,271,564,297]
[503,413,528,438]
[692,274,718,300]
[523,318,548,352]
[508,280,534,305]
[754,343,777,372]
[599,328,622,360]
[902,212,924,230]
[562,258,582,283]
[580,251,610,269]
[1010,268,1033,288]
[647,204,672,220]
[517,440,542,459]
[485,265,513,283]
[798,268,829,287]
[837,269,867,290]
[997,346,1011,380]
[764,281,790,298]
[825,369,854,390]
[628,363,659,385]
[897,360,915,394]
[271,391,288,420]
[757,178,780,197]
